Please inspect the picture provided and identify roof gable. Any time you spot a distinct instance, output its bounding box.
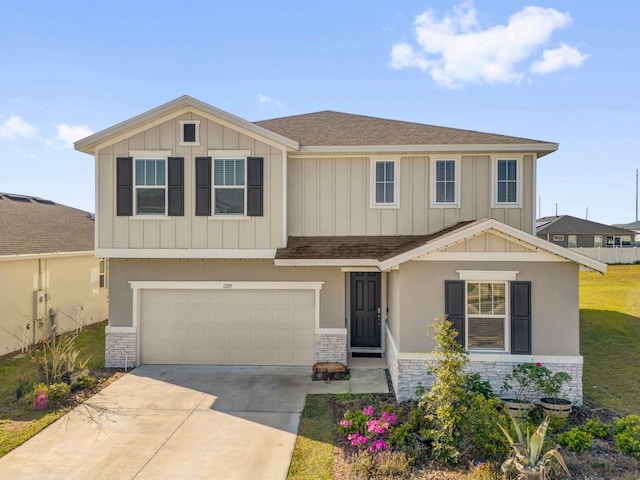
[275,219,606,273]
[74,95,299,154]
[0,194,95,257]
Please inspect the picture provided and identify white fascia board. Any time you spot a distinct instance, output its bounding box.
[129,280,324,291]
[379,217,607,272]
[0,251,95,262]
[274,258,379,267]
[75,95,299,154]
[96,248,277,259]
[418,252,569,262]
[298,143,558,156]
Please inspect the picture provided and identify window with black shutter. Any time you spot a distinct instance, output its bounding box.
[445,279,531,353]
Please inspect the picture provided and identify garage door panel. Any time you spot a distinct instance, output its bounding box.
[141,288,316,366]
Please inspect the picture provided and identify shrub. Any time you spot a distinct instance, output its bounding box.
[464,373,496,399]
[459,394,510,462]
[613,415,640,459]
[582,418,610,439]
[557,427,593,452]
[338,404,397,452]
[75,373,97,391]
[47,382,71,404]
[376,451,410,476]
[32,384,50,410]
[421,315,469,465]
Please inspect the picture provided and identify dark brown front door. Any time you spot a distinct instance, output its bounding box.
[350,272,381,348]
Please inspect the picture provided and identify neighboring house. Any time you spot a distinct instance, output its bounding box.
[537,215,635,248]
[613,221,640,246]
[0,193,108,356]
[74,96,606,402]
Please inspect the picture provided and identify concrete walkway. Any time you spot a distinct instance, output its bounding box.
[0,365,388,480]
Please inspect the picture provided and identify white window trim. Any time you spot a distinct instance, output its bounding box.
[208,149,252,219]
[568,235,577,248]
[552,235,565,241]
[457,270,518,281]
[179,120,200,146]
[491,155,523,208]
[430,156,461,208]
[465,280,510,353]
[369,156,400,209]
[129,150,171,218]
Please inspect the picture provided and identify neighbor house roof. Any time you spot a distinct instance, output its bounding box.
[0,194,95,257]
[613,221,640,231]
[536,215,634,236]
[275,218,607,273]
[254,110,558,156]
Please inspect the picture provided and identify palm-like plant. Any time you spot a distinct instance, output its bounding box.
[497,415,571,479]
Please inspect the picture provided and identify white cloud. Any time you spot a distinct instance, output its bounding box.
[390,2,587,88]
[258,94,283,108]
[531,43,589,75]
[56,124,93,148]
[0,115,37,140]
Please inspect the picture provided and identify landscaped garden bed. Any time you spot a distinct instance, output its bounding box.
[0,320,123,457]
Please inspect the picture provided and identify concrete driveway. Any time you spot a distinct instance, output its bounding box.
[0,365,388,480]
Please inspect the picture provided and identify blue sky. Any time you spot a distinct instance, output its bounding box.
[1,1,638,225]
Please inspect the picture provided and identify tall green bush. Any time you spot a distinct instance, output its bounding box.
[421,315,469,464]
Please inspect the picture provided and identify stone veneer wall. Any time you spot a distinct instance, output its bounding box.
[386,330,583,404]
[315,331,348,365]
[105,329,137,369]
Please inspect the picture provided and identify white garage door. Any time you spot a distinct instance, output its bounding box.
[140,288,316,366]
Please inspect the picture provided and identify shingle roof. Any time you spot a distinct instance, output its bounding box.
[276,221,475,261]
[0,194,95,256]
[536,215,634,236]
[254,110,551,148]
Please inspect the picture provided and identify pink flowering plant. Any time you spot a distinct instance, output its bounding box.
[338,404,397,452]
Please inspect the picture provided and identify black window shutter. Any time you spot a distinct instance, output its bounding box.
[247,157,264,216]
[167,157,184,216]
[444,280,465,347]
[116,157,133,216]
[511,281,532,354]
[195,157,211,216]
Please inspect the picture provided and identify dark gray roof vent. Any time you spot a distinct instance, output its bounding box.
[4,194,31,203]
[32,197,55,205]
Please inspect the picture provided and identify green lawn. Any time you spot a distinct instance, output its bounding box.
[580,264,640,415]
[0,320,107,457]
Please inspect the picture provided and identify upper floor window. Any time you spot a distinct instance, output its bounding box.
[492,157,522,208]
[116,151,183,218]
[214,158,246,216]
[135,158,166,215]
[99,258,109,289]
[568,235,577,248]
[431,157,460,207]
[179,120,200,146]
[370,157,399,208]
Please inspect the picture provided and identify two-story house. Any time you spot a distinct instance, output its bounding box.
[75,96,605,402]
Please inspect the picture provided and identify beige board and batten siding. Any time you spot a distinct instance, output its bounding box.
[390,260,579,356]
[96,113,285,251]
[287,154,535,237]
[108,259,344,329]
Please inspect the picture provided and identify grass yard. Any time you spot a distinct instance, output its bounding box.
[580,264,640,415]
[0,320,110,457]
